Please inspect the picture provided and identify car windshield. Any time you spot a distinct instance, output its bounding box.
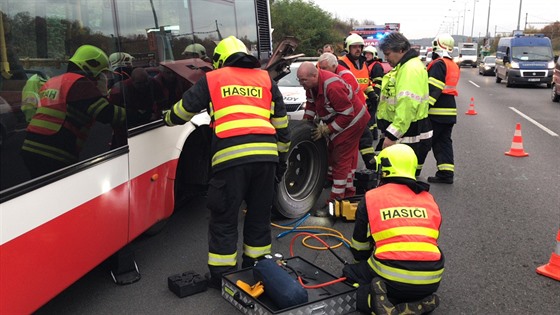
[484,56,496,63]
[277,66,300,87]
[512,46,553,61]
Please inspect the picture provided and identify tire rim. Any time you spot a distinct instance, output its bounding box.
[281,139,321,200]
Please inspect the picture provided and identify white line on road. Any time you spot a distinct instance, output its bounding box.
[469,80,480,88]
[509,107,559,137]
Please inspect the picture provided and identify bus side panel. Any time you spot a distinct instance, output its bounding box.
[127,123,198,240]
[0,182,129,314]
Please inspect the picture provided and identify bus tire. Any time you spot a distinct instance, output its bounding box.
[273,120,328,218]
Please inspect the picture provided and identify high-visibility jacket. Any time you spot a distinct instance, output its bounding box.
[338,55,374,96]
[427,57,459,96]
[207,67,276,139]
[21,74,47,122]
[377,51,431,142]
[365,183,444,285]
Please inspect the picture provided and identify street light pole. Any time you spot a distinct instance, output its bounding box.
[470,0,478,39]
[517,0,523,30]
[485,0,491,39]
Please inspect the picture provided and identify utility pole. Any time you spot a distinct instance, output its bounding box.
[485,0,491,40]
[470,0,477,39]
[516,0,523,30]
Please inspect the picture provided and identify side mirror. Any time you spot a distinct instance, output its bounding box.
[503,56,509,63]
[554,55,559,63]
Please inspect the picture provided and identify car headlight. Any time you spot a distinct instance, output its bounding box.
[510,61,520,69]
[484,65,491,70]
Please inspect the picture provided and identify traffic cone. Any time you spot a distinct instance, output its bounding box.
[465,97,478,115]
[505,123,529,157]
[536,229,560,281]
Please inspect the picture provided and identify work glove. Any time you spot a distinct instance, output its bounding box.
[275,160,288,183]
[311,124,330,141]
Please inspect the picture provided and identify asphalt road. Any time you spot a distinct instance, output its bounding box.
[36,68,560,315]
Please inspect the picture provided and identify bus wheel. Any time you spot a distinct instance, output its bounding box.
[273,120,328,218]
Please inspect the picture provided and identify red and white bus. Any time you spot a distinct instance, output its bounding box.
[0,1,318,313]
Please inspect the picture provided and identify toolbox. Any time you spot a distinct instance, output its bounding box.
[221,256,357,315]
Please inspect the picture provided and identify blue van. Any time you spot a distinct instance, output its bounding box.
[495,34,555,87]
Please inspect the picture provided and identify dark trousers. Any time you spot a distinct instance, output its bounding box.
[206,162,276,277]
[431,121,455,178]
[342,260,440,311]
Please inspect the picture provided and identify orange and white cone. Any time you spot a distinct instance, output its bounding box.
[505,123,529,157]
[536,229,560,281]
[465,97,478,115]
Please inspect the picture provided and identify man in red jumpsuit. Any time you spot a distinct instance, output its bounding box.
[297,62,369,215]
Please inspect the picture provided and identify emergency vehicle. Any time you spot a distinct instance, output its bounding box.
[0,1,327,313]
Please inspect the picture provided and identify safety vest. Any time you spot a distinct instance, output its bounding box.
[427,57,459,96]
[338,55,371,95]
[207,67,275,139]
[365,183,444,285]
[27,73,86,138]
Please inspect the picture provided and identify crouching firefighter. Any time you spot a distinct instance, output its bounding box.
[164,36,291,288]
[342,144,444,314]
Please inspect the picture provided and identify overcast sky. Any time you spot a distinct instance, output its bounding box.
[305,0,559,40]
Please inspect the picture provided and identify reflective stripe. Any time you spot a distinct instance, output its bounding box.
[368,257,444,285]
[428,107,457,115]
[437,163,454,172]
[214,104,271,120]
[277,141,291,153]
[331,186,345,194]
[215,118,275,136]
[271,115,288,129]
[212,142,278,166]
[208,252,237,267]
[398,130,433,144]
[173,99,196,122]
[428,77,445,90]
[373,226,439,242]
[28,117,62,132]
[21,139,76,163]
[351,237,372,251]
[243,243,271,258]
[329,105,367,141]
[360,146,374,155]
[376,242,441,255]
[87,98,110,117]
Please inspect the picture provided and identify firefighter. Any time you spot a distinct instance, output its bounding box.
[297,62,369,215]
[20,73,47,122]
[317,52,375,171]
[426,34,460,184]
[182,43,212,63]
[20,45,126,178]
[339,34,378,169]
[363,45,384,141]
[163,36,291,288]
[108,52,134,88]
[377,32,432,177]
[343,144,443,315]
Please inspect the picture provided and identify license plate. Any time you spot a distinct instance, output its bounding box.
[528,78,540,82]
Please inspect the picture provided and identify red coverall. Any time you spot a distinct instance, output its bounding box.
[303,69,370,201]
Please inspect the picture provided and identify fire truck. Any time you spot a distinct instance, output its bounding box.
[350,23,401,51]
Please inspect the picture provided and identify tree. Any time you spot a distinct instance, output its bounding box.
[270,0,350,56]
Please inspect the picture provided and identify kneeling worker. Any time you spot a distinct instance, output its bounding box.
[343,144,444,314]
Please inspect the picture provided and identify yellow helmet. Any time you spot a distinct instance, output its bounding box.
[345,33,365,51]
[432,33,454,53]
[69,45,110,78]
[212,36,257,69]
[376,144,417,180]
[182,43,207,58]
[109,52,134,69]
[363,46,378,57]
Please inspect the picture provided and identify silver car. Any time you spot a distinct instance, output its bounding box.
[478,55,496,76]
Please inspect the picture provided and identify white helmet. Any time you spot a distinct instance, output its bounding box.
[109,52,134,69]
[345,33,365,51]
[432,34,454,53]
[363,46,378,57]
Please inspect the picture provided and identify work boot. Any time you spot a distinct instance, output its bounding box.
[394,294,440,315]
[204,272,222,290]
[369,277,397,315]
[427,176,453,184]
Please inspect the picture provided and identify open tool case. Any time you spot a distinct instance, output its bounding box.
[221,256,357,314]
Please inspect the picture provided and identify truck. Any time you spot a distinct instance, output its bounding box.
[457,42,478,68]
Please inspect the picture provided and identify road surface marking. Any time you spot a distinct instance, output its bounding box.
[509,107,559,137]
[469,80,480,88]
